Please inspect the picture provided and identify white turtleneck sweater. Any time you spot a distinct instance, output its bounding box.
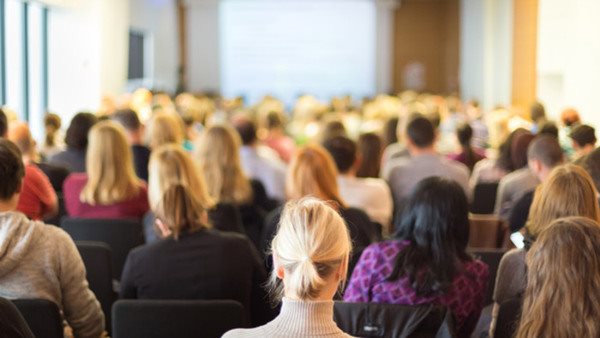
[222,298,353,338]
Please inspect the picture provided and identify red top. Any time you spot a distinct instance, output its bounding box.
[17,164,57,220]
[63,173,149,219]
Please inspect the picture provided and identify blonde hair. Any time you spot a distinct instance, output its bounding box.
[194,125,252,204]
[526,164,600,237]
[148,144,214,212]
[153,184,210,239]
[271,197,351,300]
[286,144,345,207]
[80,121,141,205]
[517,216,600,338]
[145,112,184,149]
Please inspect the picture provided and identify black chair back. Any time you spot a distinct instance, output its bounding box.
[471,182,499,214]
[333,301,455,338]
[0,297,34,338]
[12,299,62,338]
[112,299,245,338]
[76,241,115,332]
[61,217,144,279]
[469,248,507,306]
[495,297,522,338]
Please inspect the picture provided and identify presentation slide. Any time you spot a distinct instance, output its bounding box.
[220,0,376,106]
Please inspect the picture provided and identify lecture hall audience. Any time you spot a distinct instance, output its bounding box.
[111,108,152,182]
[49,112,97,173]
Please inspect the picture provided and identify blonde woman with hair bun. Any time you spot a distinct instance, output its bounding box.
[63,121,149,219]
[223,197,354,338]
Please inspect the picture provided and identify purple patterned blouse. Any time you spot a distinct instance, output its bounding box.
[343,240,489,335]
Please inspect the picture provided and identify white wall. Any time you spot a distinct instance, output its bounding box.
[537,0,600,128]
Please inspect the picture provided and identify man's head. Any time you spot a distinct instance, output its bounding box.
[569,124,597,158]
[65,112,98,151]
[231,115,257,146]
[322,136,358,175]
[7,122,35,159]
[0,109,7,138]
[0,139,24,209]
[528,135,565,181]
[405,115,436,153]
[112,108,143,145]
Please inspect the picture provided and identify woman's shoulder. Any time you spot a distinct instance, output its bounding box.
[362,240,406,260]
[63,173,88,189]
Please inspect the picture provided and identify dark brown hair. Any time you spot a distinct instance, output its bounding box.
[0,140,25,200]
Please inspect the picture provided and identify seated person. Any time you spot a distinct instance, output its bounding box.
[119,183,271,326]
[516,217,600,337]
[223,197,352,338]
[7,122,58,221]
[448,122,485,173]
[49,112,97,173]
[344,177,489,338]
[385,115,470,212]
[0,139,104,337]
[569,124,596,160]
[355,132,384,179]
[491,164,600,336]
[323,136,393,234]
[111,108,151,182]
[143,144,244,242]
[63,121,149,219]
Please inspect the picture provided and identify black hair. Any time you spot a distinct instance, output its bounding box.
[388,177,471,296]
[0,139,25,200]
[527,135,564,168]
[0,109,7,138]
[569,124,597,148]
[112,109,141,131]
[322,136,357,173]
[538,121,559,138]
[65,112,98,151]
[234,119,257,145]
[383,117,399,147]
[406,115,435,148]
[456,123,477,172]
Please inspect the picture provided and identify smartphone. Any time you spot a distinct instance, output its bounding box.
[510,232,525,249]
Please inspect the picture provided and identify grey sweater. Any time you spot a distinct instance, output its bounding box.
[0,211,104,338]
[223,298,353,338]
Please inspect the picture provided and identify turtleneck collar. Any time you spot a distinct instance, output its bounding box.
[271,298,341,336]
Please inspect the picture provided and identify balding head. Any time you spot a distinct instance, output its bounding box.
[7,122,34,157]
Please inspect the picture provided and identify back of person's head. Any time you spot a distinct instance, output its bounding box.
[527,135,564,169]
[232,115,257,146]
[560,108,581,127]
[456,122,473,147]
[511,130,535,169]
[383,117,399,147]
[356,132,383,178]
[148,144,214,211]
[194,124,252,204]
[7,122,34,156]
[112,108,142,132]
[390,176,470,295]
[517,217,600,338]
[0,139,24,201]
[530,102,546,123]
[286,144,345,206]
[0,109,7,138]
[569,124,597,148]
[537,121,559,138]
[44,113,61,148]
[270,197,352,300]
[265,111,285,130]
[144,112,184,149]
[580,147,600,191]
[81,121,139,205]
[65,112,98,151]
[496,129,526,172]
[153,184,210,240]
[320,119,347,142]
[322,136,356,174]
[527,164,600,238]
[405,115,435,148]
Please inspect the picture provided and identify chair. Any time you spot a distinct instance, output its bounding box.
[61,217,144,279]
[112,299,245,338]
[12,299,63,338]
[494,297,522,338]
[333,301,455,338]
[470,182,499,214]
[0,297,34,338]
[468,214,506,249]
[469,248,507,306]
[76,241,115,332]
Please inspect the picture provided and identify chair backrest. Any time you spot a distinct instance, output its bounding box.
[468,214,506,249]
[61,217,144,279]
[469,248,507,306]
[471,182,499,214]
[333,301,455,338]
[0,297,34,338]
[112,299,245,338]
[76,241,115,332]
[494,297,522,338]
[12,299,63,338]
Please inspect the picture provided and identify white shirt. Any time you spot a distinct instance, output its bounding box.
[337,175,393,234]
[239,145,287,201]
